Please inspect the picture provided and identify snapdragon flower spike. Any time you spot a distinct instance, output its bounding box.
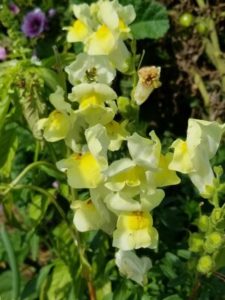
[113,211,158,250]
[115,250,152,285]
[21,8,47,38]
[37,87,71,142]
[169,119,225,197]
[66,1,133,73]
[68,83,117,126]
[65,53,116,85]
[133,66,161,105]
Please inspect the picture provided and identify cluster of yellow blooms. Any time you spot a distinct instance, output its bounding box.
[37,0,225,284]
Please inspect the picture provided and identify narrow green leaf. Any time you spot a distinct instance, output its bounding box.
[47,259,72,300]
[0,126,18,177]
[0,77,11,131]
[37,67,62,91]
[0,225,20,300]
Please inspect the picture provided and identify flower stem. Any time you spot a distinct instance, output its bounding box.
[2,161,60,196]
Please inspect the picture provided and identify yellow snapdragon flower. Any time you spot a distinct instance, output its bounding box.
[113,211,158,250]
[37,86,71,142]
[169,119,225,197]
[56,152,103,189]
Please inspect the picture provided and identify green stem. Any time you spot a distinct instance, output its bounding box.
[204,38,225,92]
[13,184,66,219]
[34,141,40,162]
[196,1,225,92]
[196,0,206,8]
[190,68,210,110]
[2,161,59,196]
[52,45,67,92]
[70,186,95,300]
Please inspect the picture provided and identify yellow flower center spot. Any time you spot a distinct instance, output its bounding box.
[79,152,101,176]
[49,111,65,129]
[179,141,188,154]
[80,94,102,109]
[96,24,112,39]
[123,212,152,230]
[119,19,129,32]
[71,20,89,40]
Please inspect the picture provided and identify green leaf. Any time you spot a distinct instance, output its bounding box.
[0,77,12,131]
[28,194,49,223]
[0,125,18,177]
[39,164,66,181]
[0,271,13,295]
[126,0,169,39]
[163,295,182,300]
[36,67,63,91]
[0,225,20,300]
[19,69,46,139]
[215,247,225,270]
[46,259,72,300]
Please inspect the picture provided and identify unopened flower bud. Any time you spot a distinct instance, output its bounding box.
[211,208,223,225]
[204,232,223,253]
[198,215,209,232]
[188,233,204,253]
[197,255,213,274]
[133,66,161,105]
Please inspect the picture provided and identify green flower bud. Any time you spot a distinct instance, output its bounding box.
[198,215,209,232]
[211,208,223,225]
[204,232,223,253]
[117,96,130,114]
[213,166,223,179]
[188,233,204,253]
[197,255,213,274]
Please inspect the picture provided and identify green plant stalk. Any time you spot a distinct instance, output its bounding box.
[52,45,67,92]
[190,68,210,109]
[204,38,225,93]
[2,161,60,196]
[70,186,96,300]
[34,140,40,162]
[0,225,20,300]
[196,1,225,92]
[13,184,66,220]
[196,0,206,8]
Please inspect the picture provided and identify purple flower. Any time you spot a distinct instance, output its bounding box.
[21,8,47,38]
[9,3,20,15]
[0,47,7,61]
